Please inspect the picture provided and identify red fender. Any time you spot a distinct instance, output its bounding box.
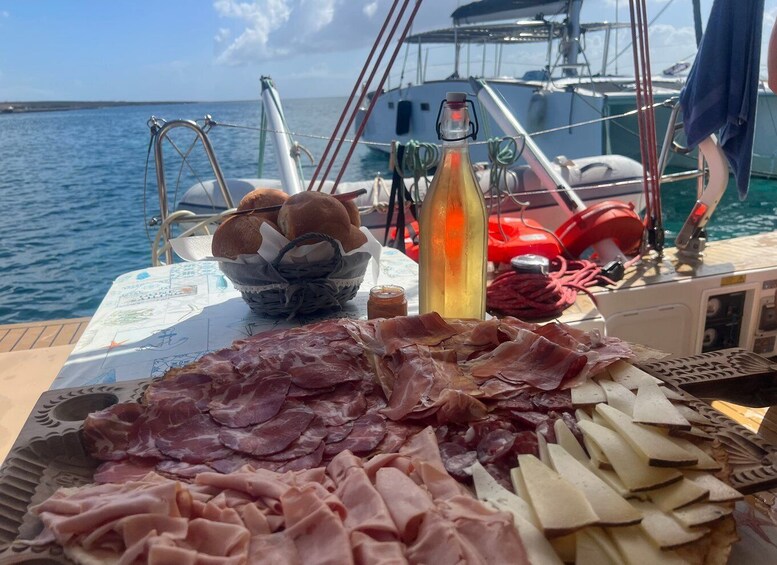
[487,216,561,262]
[554,200,644,258]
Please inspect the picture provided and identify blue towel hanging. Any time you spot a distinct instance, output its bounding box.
[679,0,764,200]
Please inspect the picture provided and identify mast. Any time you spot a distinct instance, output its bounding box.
[564,0,583,77]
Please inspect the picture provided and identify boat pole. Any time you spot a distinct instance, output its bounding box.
[260,77,305,195]
[469,78,626,262]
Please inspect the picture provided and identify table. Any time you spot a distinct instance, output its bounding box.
[52,249,419,390]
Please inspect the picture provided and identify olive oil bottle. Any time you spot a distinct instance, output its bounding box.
[419,92,487,319]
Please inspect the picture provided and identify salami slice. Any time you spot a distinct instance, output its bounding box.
[262,417,327,462]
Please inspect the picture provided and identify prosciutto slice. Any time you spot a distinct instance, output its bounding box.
[82,403,145,461]
[466,329,589,390]
[374,312,458,355]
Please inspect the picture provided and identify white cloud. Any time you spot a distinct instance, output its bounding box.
[0,11,9,18]
[363,2,378,18]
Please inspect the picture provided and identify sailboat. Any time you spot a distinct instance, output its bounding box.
[358,0,777,178]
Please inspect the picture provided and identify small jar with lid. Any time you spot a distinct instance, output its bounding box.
[367,285,408,319]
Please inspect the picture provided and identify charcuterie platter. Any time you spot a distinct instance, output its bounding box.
[1,315,776,564]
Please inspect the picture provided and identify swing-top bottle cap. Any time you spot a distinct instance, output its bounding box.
[446,92,467,103]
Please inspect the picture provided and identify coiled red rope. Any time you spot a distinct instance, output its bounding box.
[486,257,615,320]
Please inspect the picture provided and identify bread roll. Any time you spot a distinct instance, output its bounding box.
[212,214,276,259]
[236,188,289,224]
[277,191,352,244]
[341,225,368,252]
[342,199,361,227]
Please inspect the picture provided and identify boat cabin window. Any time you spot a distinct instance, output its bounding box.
[420,103,430,111]
[388,102,395,109]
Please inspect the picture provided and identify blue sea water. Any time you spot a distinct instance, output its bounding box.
[0,98,776,324]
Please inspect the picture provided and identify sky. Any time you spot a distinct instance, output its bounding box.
[1,0,776,102]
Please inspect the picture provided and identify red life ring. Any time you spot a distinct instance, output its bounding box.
[554,200,643,258]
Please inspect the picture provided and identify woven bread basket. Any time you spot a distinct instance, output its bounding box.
[218,233,370,318]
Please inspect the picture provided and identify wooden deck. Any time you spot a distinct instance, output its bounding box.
[0,317,90,353]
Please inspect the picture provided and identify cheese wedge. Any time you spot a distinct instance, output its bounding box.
[683,471,743,503]
[673,403,713,426]
[630,500,709,548]
[633,380,691,430]
[578,420,682,492]
[578,527,624,565]
[664,435,722,471]
[576,528,620,565]
[598,380,637,416]
[471,462,563,564]
[510,463,531,503]
[571,380,606,406]
[606,361,663,389]
[554,418,589,463]
[646,478,709,512]
[595,404,698,467]
[547,444,642,526]
[515,454,599,537]
[607,525,687,565]
[673,502,733,527]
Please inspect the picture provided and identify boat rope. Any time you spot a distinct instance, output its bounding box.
[486,136,526,240]
[486,257,616,320]
[209,97,669,152]
[397,140,439,203]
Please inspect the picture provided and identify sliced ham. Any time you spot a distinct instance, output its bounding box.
[374,467,436,543]
[350,531,408,565]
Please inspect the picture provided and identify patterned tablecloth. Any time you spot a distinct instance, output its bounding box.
[52,249,419,390]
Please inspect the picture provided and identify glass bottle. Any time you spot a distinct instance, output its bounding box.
[419,92,487,319]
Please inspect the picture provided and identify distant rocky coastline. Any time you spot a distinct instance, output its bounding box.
[0,101,195,114]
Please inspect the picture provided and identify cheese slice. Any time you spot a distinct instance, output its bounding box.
[673,403,713,426]
[669,426,713,442]
[595,404,698,467]
[554,418,589,463]
[471,462,563,564]
[664,435,722,471]
[659,386,686,402]
[633,380,691,430]
[510,463,531,503]
[576,408,593,422]
[646,478,709,512]
[572,380,606,406]
[673,502,733,527]
[683,471,743,503]
[583,434,612,469]
[576,528,620,565]
[537,432,551,466]
[551,534,577,563]
[515,454,599,537]
[578,527,623,565]
[607,525,688,565]
[547,444,642,526]
[606,360,663,389]
[577,420,682,492]
[630,500,709,548]
[598,380,637,416]
[472,461,536,525]
[589,465,631,498]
